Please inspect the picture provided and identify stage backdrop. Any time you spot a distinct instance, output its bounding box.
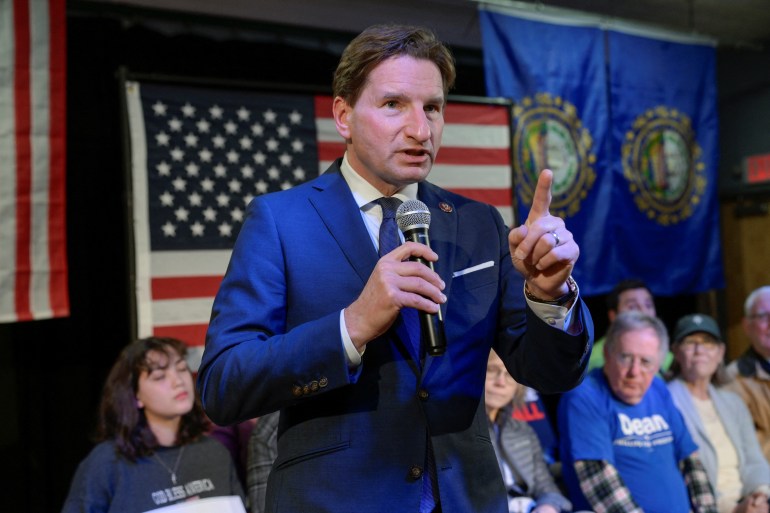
[124,80,513,367]
[480,4,725,296]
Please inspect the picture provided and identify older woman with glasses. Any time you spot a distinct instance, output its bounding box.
[667,314,770,513]
[485,350,575,513]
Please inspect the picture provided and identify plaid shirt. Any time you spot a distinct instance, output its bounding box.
[575,460,642,513]
[576,455,717,513]
[681,454,719,513]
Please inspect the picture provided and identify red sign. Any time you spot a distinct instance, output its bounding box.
[745,153,770,184]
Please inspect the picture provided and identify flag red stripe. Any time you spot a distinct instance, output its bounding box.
[445,188,512,206]
[13,0,32,321]
[47,0,69,316]
[153,324,208,346]
[151,275,223,300]
[314,95,332,119]
[436,147,510,165]
[444,103,509,125]
[318,141,346,163]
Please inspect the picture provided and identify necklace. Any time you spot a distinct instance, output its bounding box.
[153,446,185,485]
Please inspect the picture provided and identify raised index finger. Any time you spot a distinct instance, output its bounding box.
[526,169,553,225]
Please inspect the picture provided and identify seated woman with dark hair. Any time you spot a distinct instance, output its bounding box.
[667,314,770,513]
[61,337,245,513]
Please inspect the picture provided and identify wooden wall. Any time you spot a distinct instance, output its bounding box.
[720,197,770,361]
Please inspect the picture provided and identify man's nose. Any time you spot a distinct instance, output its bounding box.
[404,106,431,142]
[626,359,642,375]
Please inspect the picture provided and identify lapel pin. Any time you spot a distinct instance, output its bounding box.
[439,202,453,213]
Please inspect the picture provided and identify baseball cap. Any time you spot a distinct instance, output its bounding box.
[673,313,722,343]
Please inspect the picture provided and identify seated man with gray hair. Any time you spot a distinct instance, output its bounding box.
[558,311,718,513]
[727,285,770,463]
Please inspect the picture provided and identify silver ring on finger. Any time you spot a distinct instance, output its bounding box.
[549,231,560,247]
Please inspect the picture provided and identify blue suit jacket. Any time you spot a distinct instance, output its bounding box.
[198,160,593,513]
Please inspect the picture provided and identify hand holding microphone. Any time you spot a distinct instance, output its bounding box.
[397,199,447,356]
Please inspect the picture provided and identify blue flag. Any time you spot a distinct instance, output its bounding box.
[480,8,614,294]
[607,30,724,294]
[480,6,725,295]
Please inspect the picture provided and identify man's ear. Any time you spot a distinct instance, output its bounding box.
[608,309,617,323]
[333,96,352,140]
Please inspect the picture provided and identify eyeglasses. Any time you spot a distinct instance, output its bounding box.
[486,365,515,384]
[678,336,720,353]
[613,353,659,373]
[747,312,770,324]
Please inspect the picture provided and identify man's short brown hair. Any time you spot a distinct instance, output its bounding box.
[332,24,456,106]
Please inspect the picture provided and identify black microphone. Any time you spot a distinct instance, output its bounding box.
[396,199,447,356]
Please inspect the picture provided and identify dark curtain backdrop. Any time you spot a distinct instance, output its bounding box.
[0,6,694,512]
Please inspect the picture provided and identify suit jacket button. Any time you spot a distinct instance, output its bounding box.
[292,385,303,397]
[409,465,424,480]
[310,380,319,392]
[319,377,328,388]
[418,389,429,401]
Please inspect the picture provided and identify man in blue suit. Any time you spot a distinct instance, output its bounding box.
[197,24,593,513]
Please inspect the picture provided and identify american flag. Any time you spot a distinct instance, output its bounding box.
[0,0,69,323]
[126,81,512,368]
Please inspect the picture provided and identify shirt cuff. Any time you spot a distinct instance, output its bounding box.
[524,280,580,332]
[340,309,365,368]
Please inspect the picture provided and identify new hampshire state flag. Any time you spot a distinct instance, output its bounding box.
[607,30,724,294]
[480,7,614,294]
[480,5,725,295]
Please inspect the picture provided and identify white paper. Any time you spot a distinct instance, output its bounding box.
[143,495,246,513]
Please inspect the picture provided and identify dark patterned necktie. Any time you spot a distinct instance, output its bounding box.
[377,197,438,512]
[376,197,421,357]
[377,197,402,257]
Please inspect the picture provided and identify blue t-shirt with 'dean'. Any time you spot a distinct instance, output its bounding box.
[558,369,697,513]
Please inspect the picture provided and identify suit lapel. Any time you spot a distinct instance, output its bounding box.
[417,182,457,305]
[307,166,424,372]
[308,169,378,285]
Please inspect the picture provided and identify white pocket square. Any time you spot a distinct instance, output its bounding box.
[452,260,495,278]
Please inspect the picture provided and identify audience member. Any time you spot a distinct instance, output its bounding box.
[668,313,770,513]
[197,23,593,513]
[558,311,717,513]
[246,412,279,513]
[512,386,559,467]
[727,286,770,462]
[61,337,245,513]
[486,350,573,513]
[587,278,673,372]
